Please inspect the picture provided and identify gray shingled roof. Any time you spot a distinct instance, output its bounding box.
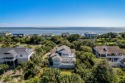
[14,47,34,55]
[50,45,75,62]
[0,47,34,57]
[57,45,71,53]
[95,46,122,54]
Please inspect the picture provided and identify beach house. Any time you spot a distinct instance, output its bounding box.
[0,46,34,67]
[0,31,11,36]
[94,46,125,67]
[13,34,25,37]
[61,32,70,37]
[49,45,76,68]
[83,32,98,38]
[42,33,54,37]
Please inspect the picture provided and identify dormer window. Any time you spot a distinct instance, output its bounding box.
[103,48,107,52]
[20,55,23,57]
[4,53,10,54]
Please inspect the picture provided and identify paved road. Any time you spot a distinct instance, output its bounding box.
[43,52,51,59]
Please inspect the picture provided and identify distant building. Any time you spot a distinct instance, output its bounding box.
[94,46,125,67]
[42,33,54,37]
[0,46,34,67]
[49,45,76,68]
[25,34,41,38]
[83,32,98,38]
[61,32,69,37]
[13,34,25,37]
[0,31,11,36]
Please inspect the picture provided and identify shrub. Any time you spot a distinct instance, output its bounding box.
[24,69,35,80]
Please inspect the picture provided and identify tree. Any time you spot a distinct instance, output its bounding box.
[35,46,45,55]
[26,76,40,83]
[100,32,118,39]
[60,74,84,83]
[51,35,63,44]
[120,79,125,83]
[41,68,84,83]
[72,41,82,50]
[120,32,125,38]
[81,46,93,53]
[67,34,80,42]
[0,64,9,74]
[60,40,71,46]
[41,68,60,83]
[93,60,117,83]
[82,40,96,48]
[43,40,56,48]
[80,52,95,60]
[11,36,20,43]
[31,53,44,67]
[76,51,95,68]
[29,36,44,44]
[24,69,36,80]
[4,35,12,47]
[0,36,5,42]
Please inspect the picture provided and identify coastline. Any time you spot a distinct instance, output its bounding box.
[0,27,125,35]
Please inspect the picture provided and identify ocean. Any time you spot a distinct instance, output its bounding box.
[0,27,125,35]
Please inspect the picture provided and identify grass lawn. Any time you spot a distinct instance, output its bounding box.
[0,44,2,47]
[20,44,41,48]
[60,70,72,76]
[121,49,125,55]
[0,43,41,49]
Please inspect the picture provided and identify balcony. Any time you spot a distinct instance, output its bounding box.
[2,57,17,62]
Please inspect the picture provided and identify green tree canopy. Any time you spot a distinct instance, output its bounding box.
[67,34,80,42]
[93,60,117,83]
[60,74,84,83]
[81,46,93,53]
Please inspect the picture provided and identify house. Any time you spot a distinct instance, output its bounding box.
[61,32,69,37]
[49,45,76,68]
[0,46,34,67]
[13,34,25,37]
[0,31,11,36]
[42,33,54,37]
[83,32,98,38]
[25,34,41,38]
[94,46,125,67]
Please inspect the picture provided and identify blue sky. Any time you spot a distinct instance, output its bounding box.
[0,0,125,27]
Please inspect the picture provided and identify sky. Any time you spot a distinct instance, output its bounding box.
[0,0,125,27]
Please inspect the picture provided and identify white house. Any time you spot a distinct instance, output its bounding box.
[61,32,69,37]
[42,33,54,37]
[0,46,34,67]
[49,45,76,68]
[83,32,98,38]
[94,46,125,67]
[0,31,11,36]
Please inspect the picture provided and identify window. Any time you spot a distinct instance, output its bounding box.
[4,53,10,54]
[4,57,13,59]
[119,53,122,56]
[107,54,110,56]
[111,53,115,56]
[101,54,106,57]
[20,55,23,57]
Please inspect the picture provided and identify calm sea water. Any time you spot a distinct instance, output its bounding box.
[0,27,125,35]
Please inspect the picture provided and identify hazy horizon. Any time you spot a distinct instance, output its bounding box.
[1,0,125,27]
